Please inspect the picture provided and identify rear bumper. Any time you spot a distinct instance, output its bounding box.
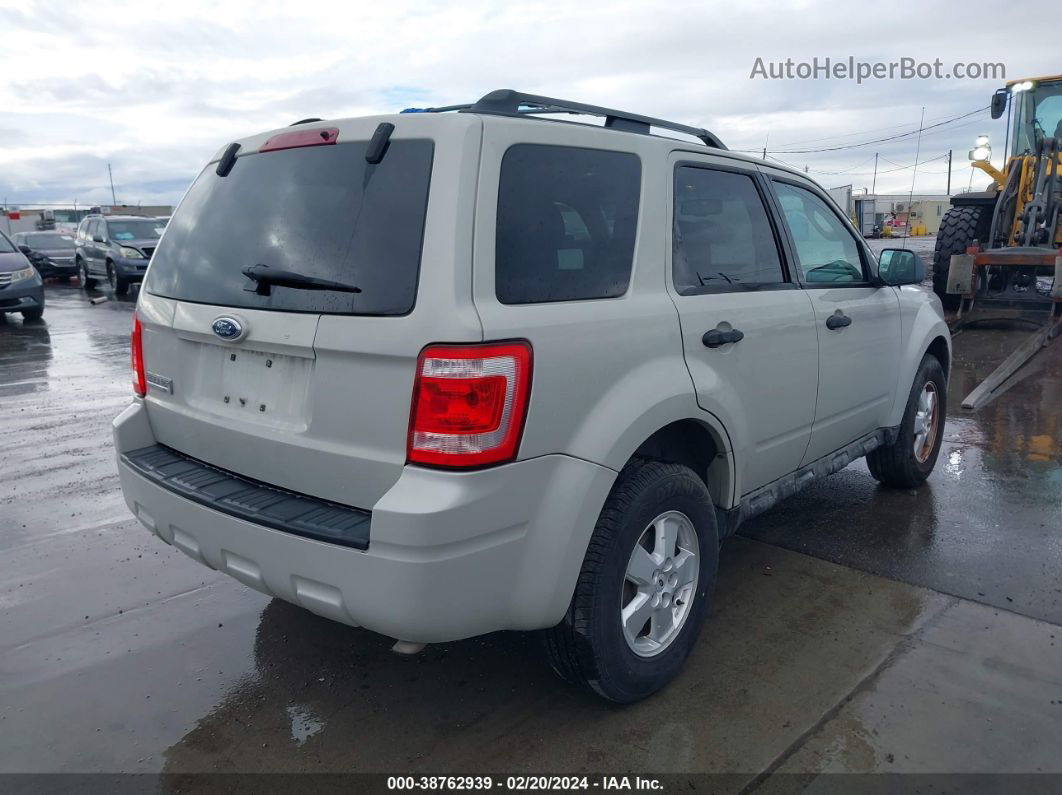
[114,400,617,643]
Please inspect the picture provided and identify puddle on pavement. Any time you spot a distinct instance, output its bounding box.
[286,704,324,746]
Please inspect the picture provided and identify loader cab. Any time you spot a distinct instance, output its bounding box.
[996,77,1062,155]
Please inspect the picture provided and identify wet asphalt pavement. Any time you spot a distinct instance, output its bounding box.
[1,279,1060,786]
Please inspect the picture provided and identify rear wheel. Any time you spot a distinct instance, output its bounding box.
[107,262,130,296]
[867,353,947,488]
[932,206,989,309]
[541,459,718,702]
[78,257,97,289]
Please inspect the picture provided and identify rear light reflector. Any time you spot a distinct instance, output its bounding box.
[259,127,339,153]
[408,342,533,468]
[131,312,146,397]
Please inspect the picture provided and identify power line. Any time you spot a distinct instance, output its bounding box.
[760,105,990,150]
[770,151,949,177]
[734,106,989,154]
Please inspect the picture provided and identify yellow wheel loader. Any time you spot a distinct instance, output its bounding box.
[933,74,1062,408]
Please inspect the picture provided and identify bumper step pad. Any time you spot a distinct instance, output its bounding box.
[122,444,370,549]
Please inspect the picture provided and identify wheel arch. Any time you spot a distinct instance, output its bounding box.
[602,403,736,510]
[889,307,952,427]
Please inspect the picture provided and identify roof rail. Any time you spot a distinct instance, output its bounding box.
[452,89,726,149]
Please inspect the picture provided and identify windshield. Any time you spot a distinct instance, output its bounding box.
[25,233,76,249]
[0,232,15,254]
[106,220,164,241]
[1010,82,1062,154]
[144,139,434,316]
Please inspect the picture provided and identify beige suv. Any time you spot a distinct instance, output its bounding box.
[115,90,950,701]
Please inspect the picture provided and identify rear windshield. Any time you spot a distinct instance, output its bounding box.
[144,139,434,315]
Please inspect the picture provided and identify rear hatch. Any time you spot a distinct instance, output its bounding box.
[136,114,483,508]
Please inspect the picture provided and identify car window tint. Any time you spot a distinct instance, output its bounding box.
[144,140,434,316]
[496,145,641,304]
[673,167,784,292]
[773,182,864,283]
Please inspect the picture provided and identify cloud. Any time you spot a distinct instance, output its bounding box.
[0,0,1049,204]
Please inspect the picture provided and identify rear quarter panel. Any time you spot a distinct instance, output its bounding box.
[471,119,737,507]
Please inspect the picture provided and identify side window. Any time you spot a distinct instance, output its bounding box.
[773,182,865,284]
[496,145,641,304]
[673,167,785,292]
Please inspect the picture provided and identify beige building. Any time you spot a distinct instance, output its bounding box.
[828,187,953,236]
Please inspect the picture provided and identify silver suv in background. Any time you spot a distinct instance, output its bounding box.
[75,214,164,295]
[114,90,950,702]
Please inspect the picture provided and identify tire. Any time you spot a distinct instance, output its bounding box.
[21,307,44,321]
[541,458,719,703]
[107,262,129,296]
[867,354,947,488]
[932,206,989,310]
[78,257,97,289]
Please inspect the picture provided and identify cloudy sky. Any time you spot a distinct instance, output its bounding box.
[0,0,1057,208]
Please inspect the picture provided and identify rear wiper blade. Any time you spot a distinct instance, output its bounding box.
[241,264,362,296]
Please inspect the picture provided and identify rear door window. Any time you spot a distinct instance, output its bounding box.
[673,166,786,292]
[495,145,641,304]
[144,140,434,315]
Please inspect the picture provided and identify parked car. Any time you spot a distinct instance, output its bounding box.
[0,229,45,321]
[113,90,950,702]
[14,231,78,280]
[75,214,163,295]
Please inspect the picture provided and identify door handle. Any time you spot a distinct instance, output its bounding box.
[702,328,745,348]
[825,313,852,330]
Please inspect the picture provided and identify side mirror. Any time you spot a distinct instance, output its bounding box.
[990,88,1008,120]
[93,235,105,243]
[878,248,926,286]
[18,245,32,255]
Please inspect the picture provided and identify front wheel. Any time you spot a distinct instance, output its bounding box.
[867,353,947,488]
[21,307,44,321]
[932,206,989,310]
[107,263,130,296]
[541,459,719,702]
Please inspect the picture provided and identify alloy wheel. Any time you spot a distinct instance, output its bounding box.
[620,510,699,657]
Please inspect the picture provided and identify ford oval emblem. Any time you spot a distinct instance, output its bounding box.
[211,316,245,341]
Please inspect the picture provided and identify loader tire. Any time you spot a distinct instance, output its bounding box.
[932,206,989,310]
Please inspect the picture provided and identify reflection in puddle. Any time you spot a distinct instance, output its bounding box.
[287,703,324,746]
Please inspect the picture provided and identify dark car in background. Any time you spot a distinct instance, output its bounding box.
[0,230,45,321]
[13,231,79,281]
[75,215,164,295]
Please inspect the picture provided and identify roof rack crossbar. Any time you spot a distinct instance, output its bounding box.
[455,89,725,149]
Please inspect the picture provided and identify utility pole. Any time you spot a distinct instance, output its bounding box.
[108,163,117,205]
[871,153,879,194]
[946,149,952,196]
[762,133,768,160]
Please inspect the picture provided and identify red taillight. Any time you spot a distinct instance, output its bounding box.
[131,312,146,397]
[408,342,533,468]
